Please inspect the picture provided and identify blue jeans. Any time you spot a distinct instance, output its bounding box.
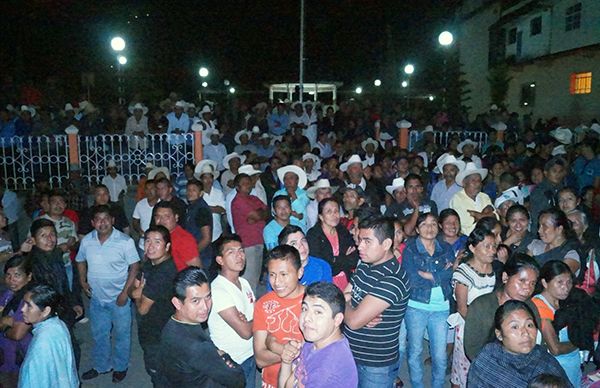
[89,297,132,372]
[356,363,397,388]
[405,306,449,388]
[240,356,256,388]
[397,319,407,376]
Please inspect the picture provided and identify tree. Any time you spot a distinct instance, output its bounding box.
[487,64,512,107]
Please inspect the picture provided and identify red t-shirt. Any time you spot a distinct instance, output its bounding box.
[170,225,199,271]
[253,291,304,388]
[231,193,266,247]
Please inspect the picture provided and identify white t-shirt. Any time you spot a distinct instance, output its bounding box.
[207,275,255,364]
[102,174,127,202]
[202,187,225,242]
[132,198,157,249]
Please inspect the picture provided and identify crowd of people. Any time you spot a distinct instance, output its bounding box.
[0,92,599,388]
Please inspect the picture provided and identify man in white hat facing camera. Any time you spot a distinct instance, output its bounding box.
[449,162,496,235]
[125,103,149,150]
[430,154,465,212]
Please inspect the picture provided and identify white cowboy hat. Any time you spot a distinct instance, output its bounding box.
[591,123,600,135]
[187,103,196,110]
[223,152,246,170]
[490,104,498,111]
[423,125,434,133]
[260,133,271,140]
[386,177,406,196]
[174,100,187,109]
[436,154,466,174]
[207,128,221,137]
[395,119,412,129]
[107,160,117,169]
[456,162,488,186]
[128,102,148,115]
[20,105,36,117]
[238,164,262,176]
[302,153,319,163]
[361,137,379,152]
[494,186,524,209]
[199,105,212,115]
[379,132,396,147]
[457,139,478,154]
[550,127,573,145]
[234,130,250,144]
[492,122,507,131]
[306,179,337,199]
[551,145,567,156]
[148,166,170,180]
[291,101,303,110]
[251,125,260,134]
[340,154,367,172]
[64,103,75,112]
[145,162,154,170]
[194,160,219,180]
[277,165,308,189]
[270,135,283,146]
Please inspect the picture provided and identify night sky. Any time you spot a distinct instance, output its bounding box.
[0,0,460,102]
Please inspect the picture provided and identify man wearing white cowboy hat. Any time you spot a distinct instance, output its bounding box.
[234,129,257,155]
[198,105,216,132]
[305,179,337,229]
[203,129,227,170]
[340,154,379,202]
[166,100,190,134]
[267,99,289,136]
[383,177,406,218]
[102,160,127,204]
[274,164,310,231]
[302,100,318,148]
[430,154,465,212]
[125,102,149,150]
[449,162,496,235]
[220,152,246,195]
[289,101,308,132]
[15,105,36,137]
[361,138,379,166]
[316,131,334,159]
[256,132,275,159]
[457,139,482,168]
[194,160,226,242]
[302,153,321,182]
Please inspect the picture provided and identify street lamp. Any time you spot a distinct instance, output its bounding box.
[110,37,127,105]
[401,80,408,88]
[355,86,363,94]
[201,82,208,88]
[199,67,209,78]
[110,36,126,52]
[438,31,454,47]
[229,87,236,94]
[374,79,382,87]
[404,64,415,75]
[404,64,415,111]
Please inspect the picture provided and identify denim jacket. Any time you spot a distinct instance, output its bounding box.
[402,236,454,304]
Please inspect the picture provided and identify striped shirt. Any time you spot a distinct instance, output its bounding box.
[345,258,410,366]
[452,263,496,305]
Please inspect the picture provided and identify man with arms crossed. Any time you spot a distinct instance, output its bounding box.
[345,216,410,387]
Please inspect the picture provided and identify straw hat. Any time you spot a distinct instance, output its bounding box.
[456,162,488,186]
[386,177,406,196]
[223,153,246,170]
[339,154,367,172]
[194,160,219,180]
[277,165,308,189]
[306,179,337,199]
[457,139,478,154]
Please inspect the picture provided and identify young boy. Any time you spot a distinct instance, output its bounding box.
[253,245,305,388]
[278,281,358,387]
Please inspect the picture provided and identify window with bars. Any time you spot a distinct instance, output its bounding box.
[570,72,592,94]
[565,3,582,31]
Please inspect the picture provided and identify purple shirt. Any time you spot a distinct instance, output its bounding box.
[293,337,357,388]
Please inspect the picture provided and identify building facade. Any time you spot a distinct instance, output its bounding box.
[458,0,600,123]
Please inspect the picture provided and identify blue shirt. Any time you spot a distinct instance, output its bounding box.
[273,188,310,231]
[19,317,79,388]
[430,180,461,212]
[166,112,191,133]
[1,189,22,224]
[76,228,140,303]
[268,112,289,135]
[0,118,17,145]
[573,156,600,192]
[267,255,333,291]
[263,218,305,251]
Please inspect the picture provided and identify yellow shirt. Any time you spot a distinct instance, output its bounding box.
[449,189,495,235]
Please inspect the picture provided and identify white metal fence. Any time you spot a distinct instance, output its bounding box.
[0,134,195,191]
[408,130,488,151]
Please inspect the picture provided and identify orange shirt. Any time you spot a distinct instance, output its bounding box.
[253,291,304,388]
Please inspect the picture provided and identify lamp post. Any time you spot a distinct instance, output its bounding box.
[404,64,415,111]
[198,67,209,78]
[438,31,454,109]
[111,37,126,105]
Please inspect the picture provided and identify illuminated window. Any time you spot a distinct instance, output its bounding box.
[570,72,592,94]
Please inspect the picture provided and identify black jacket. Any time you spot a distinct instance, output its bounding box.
[306,223,358,278]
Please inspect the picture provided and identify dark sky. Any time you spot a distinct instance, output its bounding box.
[0,0,460,101]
